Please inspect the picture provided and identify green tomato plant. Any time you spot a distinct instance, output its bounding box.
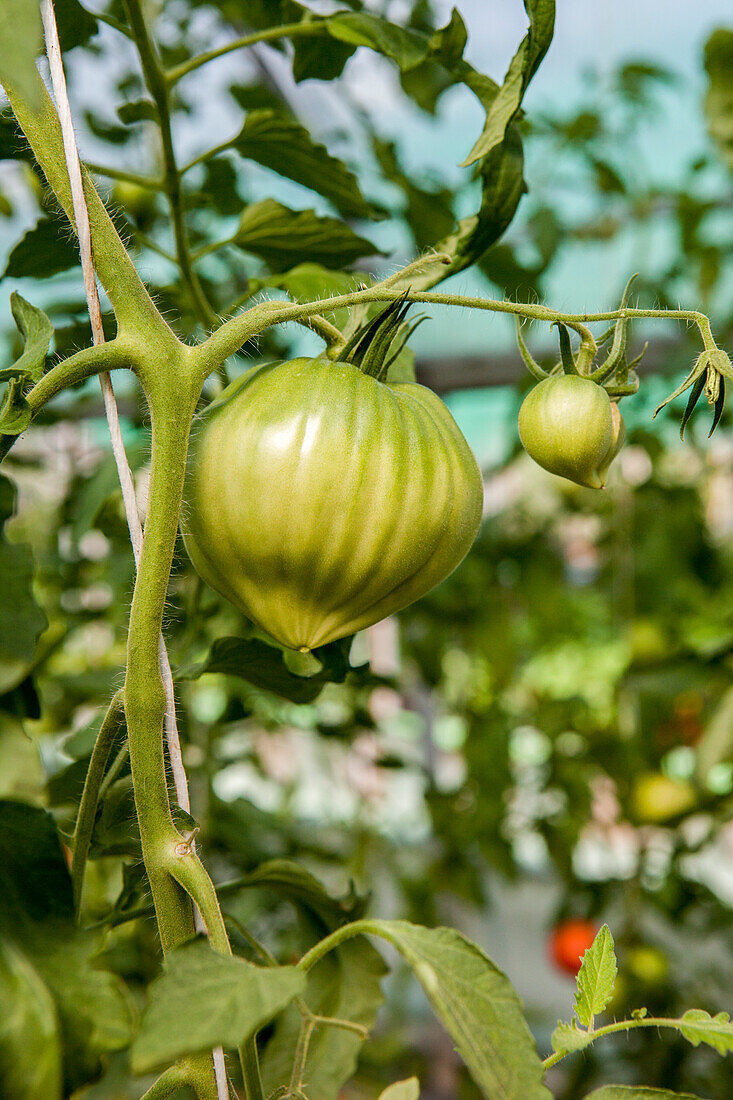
[0,2,732,1099]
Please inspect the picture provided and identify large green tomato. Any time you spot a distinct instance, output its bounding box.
[518,375,624,489]
[182,357,483,651]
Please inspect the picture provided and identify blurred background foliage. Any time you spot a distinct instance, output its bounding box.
[1,0,732,1098]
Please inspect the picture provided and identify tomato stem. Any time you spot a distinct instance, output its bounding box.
[70,689,125,915]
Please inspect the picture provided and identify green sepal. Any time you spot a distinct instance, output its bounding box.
[653,354,707,419]
[709,377,725,437]
[605,370,640,398]
[515,317,549,380]
[382,315,428,376]
[680,370,707,439]
[554,322,579,375]
[340,292,417,381]
[655,346,731,436]
[590,274,637,384]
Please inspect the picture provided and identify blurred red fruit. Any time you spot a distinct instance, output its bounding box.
[549,919,598,975]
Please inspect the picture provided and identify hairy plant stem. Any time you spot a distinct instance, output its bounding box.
[541,1016,702,1070]
[3,75,173,343]
[138,1064,188,1100]
[166,827,265,1099]
[122,358,223,1099]
[123,0,219,330]
[197,287,718,387]
[167,22,321,86]
[70,690,125,914]
[297,919,379,973]
[0,341,136,464]
[85,161,166,189]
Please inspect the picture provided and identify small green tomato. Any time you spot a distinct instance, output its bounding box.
[518,375,623,489]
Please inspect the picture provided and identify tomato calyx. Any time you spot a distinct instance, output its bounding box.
[339,292,426,381]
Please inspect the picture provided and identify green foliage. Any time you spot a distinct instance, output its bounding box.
[54,0,99,53]
[0,939,62,1100]
[365,920,551,1099]
[677,1009,733,1054]
[132,938,305,1072]
[552,1021,594,1056]
[3,214,80,279]
[462,0,555,166]
[0,0,43,110]
[262,935,386,1099]
[574,925,618,1027]
[0,475,47,693]
[0,3,731,1099]
[704,28,733,171]
[584,1090,706,1100]
[378,1080,421,1100]
[232,199,382,272]
[1,295,52,386]
[231,109,380,220]
[0,802,133,1091]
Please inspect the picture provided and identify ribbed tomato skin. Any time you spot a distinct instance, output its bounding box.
[182,357,483,650]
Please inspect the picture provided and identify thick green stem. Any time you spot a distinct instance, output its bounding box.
[297,920,379,973]
[32,341,138,408]
[124,0,218,330]
[167,838,266,1099]
[138,1064,188,1100]
[0,340,138,465]
[123,358,220,1098]
[70,690,125,914]
[240,1037,265,1100]
[124,367,196,946]
[3,74,175,344]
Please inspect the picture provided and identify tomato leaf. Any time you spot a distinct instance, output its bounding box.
[551,1020,593,1056]
[0,802,133,1086]
[0,106,32,163]
[117,98,158,125]
[131,938,305,1073]
[363,921,551,1100]
[232,109,380,220]
[0,477,48,693]
[378,1079,421,1100]
[0,382,31,435]
[179,636,351,703]
[324,13,429,72]
[574,925,617,1027]
[388,125,526,295]
[54,0,99,52]
[584,1089,707,1100]
[0,940,63,1100]
[229,859,368,926]
[292,30,356,83]
[262,929,386,1100]
[3,214,80,279]
[678,1008,733,1054]
[233,199,382,272]
[704,29,733,171]
[0,0,43,110]
[461,0,555,167]
[0,293,53,387]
